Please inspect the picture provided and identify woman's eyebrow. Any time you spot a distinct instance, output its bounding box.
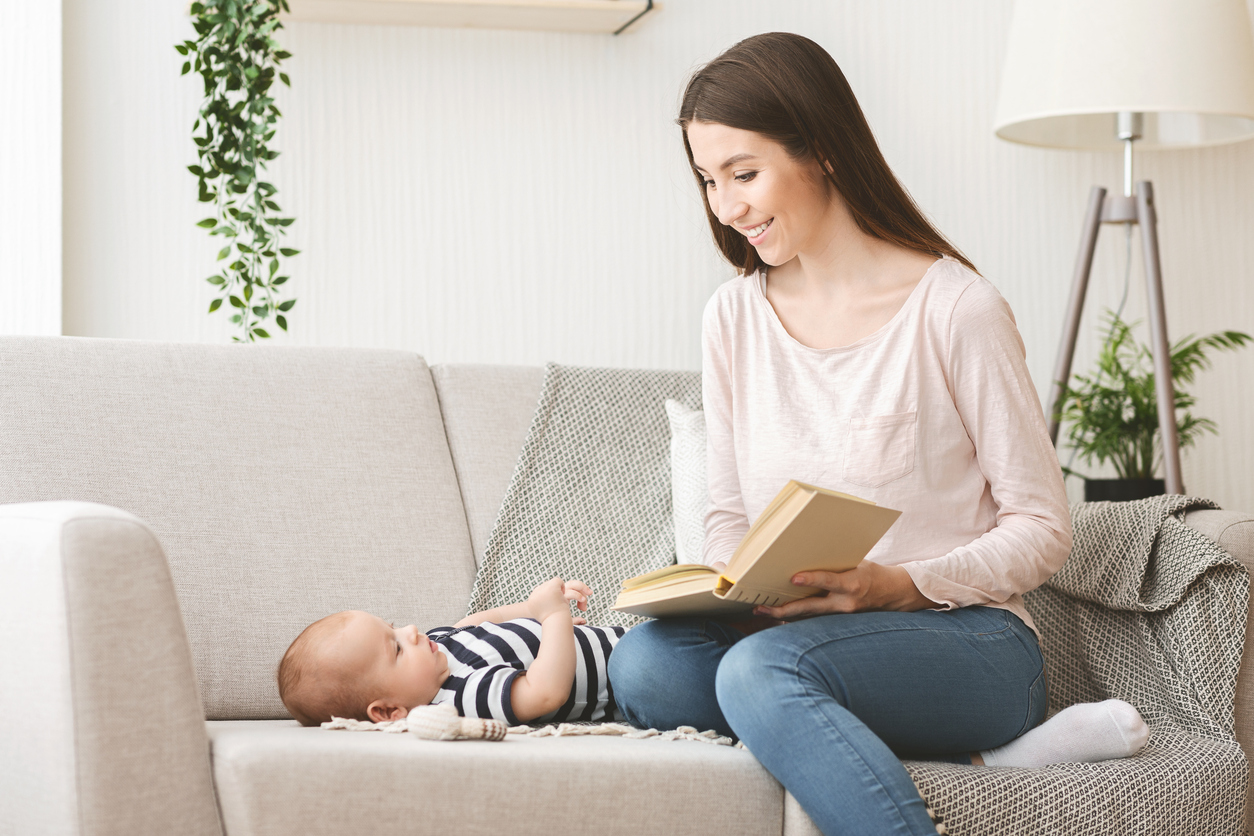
[694,153,758,174]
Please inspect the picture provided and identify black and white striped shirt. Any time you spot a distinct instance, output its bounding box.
[428,618,626,725]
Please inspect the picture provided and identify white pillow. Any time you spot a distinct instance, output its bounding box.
[664,399,708,565]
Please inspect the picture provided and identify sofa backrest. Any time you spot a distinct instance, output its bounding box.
[0,337,477,720]
[429,363,546,566]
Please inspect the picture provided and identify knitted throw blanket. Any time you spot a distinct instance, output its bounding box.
[903,495,1249,835]
[466,363,701,628]
[470,367,1249,834]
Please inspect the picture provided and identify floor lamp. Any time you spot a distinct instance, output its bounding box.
[993,0,1254,495]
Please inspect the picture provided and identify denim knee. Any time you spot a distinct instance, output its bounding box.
[606,620,661,703]
[607,619,698,717]
[715,630,782,716]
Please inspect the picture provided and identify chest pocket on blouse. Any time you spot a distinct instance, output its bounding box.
[843,411,916,488]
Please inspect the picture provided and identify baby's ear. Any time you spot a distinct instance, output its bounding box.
[366,701,410,722]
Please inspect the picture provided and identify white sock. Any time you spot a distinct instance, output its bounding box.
[979,699,1149,768]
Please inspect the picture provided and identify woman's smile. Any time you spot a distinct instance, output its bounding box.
[743,218,773,243]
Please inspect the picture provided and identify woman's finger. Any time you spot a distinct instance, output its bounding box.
[756,593,849,620]
[792,569,856,591]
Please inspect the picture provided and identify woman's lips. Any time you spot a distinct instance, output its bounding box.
[747,218,773,244]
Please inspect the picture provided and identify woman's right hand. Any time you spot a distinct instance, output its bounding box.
[752,562,938,620]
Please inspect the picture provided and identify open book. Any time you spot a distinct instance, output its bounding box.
[611,480,901,618]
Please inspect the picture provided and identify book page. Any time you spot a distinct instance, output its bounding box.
[619,563,716,590]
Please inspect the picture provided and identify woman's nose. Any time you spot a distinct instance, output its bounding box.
[715,197,747,227]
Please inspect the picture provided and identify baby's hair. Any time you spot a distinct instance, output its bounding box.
[277,611,372,727]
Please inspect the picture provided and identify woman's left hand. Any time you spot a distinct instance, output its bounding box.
[753,562,939,620]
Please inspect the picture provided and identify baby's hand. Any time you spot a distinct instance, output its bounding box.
[527,577,570,622]
[563,579,592,614]
[527,577,593,622]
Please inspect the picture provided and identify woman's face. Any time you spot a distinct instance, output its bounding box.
[686,120,835,267]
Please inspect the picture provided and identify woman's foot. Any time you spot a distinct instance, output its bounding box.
[977,699,1149,768]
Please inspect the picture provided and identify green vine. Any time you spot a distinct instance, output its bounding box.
[178,0,298,342]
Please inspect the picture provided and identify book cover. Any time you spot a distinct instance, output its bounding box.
[611,480,901,618]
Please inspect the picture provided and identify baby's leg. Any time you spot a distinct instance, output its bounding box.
[978,699,1149,768]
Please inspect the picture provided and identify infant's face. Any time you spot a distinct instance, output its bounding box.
[331,611,450,718]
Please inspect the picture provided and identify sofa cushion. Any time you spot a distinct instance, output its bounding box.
[430,363,545,566]
[207,720,784,836]
[665,399,707,564]
[0,336,477,720]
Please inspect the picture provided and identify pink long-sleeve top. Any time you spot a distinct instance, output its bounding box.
[701,256,1072,637]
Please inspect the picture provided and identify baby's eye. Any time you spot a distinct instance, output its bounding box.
[395,642,402,657]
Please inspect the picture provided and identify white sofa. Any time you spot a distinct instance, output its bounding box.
[3,336,1253,836]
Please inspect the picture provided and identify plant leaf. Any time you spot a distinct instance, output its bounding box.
[208,298,223,313]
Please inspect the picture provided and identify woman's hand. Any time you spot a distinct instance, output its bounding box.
[753,562,938,620]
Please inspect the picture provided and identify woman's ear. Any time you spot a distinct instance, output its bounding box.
[367,700,410,722]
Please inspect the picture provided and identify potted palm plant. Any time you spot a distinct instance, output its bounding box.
[1058,311,1250,501]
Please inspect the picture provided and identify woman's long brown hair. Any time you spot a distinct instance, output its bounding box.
[679,32,977,276]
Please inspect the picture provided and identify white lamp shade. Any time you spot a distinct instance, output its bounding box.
[995,0,1254,149]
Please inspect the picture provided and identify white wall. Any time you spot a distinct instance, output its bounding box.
[60,0,1254,511]
[0,0,61,336]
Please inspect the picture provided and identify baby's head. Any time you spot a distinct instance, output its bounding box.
[278,610,450,726]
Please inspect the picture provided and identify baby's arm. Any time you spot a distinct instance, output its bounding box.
[454,579,590,628]
[508,577,582,723]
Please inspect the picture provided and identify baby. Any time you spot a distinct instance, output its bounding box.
[278,577,624,726]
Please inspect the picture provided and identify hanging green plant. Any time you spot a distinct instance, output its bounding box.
[178,0,298,342]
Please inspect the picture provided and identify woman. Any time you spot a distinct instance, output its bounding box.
[607,33,1147,835]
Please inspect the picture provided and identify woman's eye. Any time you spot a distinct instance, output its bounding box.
[735,172,756,182]
[701,178,714,189]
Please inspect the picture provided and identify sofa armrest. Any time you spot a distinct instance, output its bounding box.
[1184,508,1254,836]
[0,502,222,836]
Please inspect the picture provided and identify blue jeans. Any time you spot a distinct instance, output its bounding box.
[607,606,1047,836]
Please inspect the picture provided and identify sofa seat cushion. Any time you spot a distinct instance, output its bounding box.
[208,720,783,836]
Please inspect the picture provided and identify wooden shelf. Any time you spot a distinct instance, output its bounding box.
[283,0,655,34]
